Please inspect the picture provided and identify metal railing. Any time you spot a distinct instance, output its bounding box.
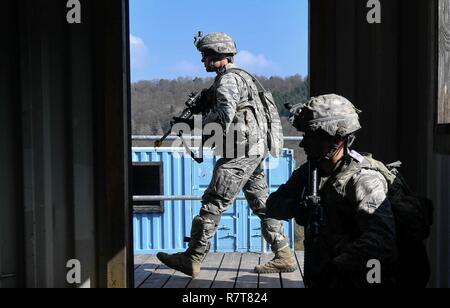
[131,135,302,254]
[133,195,247,202]
[132,135,304,142]
[133,195,267,253]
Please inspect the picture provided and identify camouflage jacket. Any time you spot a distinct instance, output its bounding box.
[266,153,398,287]
[203,64,267,158]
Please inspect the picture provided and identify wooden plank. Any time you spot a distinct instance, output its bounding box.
[134,254,151,270]
[139,262,175,289]
[163,271,192,289]
[211,252,242,288]
[280,251,304,289]
[187,253,224,289]
[235,253,260,289]
[295,251,305,278]
[134,255,159,288]
[258,253,281,289]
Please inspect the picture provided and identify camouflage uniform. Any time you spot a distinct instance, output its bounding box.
[267,94,398,287]
[157,32,295,278]
[202,63,267,158]
[187,62,289,258]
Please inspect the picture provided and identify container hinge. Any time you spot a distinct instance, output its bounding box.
[226,233,237,238]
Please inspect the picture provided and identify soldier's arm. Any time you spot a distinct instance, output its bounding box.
[203,73,242,132]
[333,169,397,269]
[266,163,308,223]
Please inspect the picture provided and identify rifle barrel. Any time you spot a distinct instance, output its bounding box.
[154,91,201,148]
[154,129,172,148]
[311,169,318,196]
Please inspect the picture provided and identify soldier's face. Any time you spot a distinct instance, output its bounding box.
[201,53,227,72]
[300,131,333,161]
[201,54,215,72]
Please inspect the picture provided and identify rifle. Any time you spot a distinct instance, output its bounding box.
[307,165,322,235]
[303,163,324,288]
[154,90,211,163]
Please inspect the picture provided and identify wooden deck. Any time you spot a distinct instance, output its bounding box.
[134,251,305,288]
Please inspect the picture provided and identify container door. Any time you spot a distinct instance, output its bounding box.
[192,155,238,252]
[248,208,264,252]
[266,153,295,249]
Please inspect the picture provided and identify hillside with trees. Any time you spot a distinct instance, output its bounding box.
[131,75,309,137]
[131,75,309,249]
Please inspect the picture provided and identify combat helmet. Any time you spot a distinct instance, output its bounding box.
[194,32,238,56]
[289,94,362,137]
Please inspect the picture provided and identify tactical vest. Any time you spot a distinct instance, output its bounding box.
[329,152,433,244]
[212,68,267,157]
[215,67,284,157]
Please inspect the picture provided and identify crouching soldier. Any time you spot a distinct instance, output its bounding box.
[267,94,399,288]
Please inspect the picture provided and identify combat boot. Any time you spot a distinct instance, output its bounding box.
[156,252,202,278]
[254,246,297,274]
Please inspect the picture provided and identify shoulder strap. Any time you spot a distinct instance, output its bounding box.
[331,153,398,196]
[223,68,267,92]
[215,68,259,101]
[330,156,365,195]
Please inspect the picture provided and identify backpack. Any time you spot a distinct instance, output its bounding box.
[337,152,434,286]
[356,155,434,243]
[223,68,284,158]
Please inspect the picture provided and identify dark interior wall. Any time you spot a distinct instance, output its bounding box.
[0,0,132,288]
[90,0,133,288]
[18,0,76,287]
[310,0,434,194]
[310,0,450,287]
[0,1,25,289]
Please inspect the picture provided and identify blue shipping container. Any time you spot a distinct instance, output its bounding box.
[132,147,296,255]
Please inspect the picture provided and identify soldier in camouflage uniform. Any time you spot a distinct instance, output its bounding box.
[157,32,297,278]
[266,94,399,287]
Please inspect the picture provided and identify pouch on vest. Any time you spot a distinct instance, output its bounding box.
[336,153,434,286]
[336,154,434,243]
[221,68,284,158]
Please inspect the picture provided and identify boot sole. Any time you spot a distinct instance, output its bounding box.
[156,254,199,278]
[255,266,298,274]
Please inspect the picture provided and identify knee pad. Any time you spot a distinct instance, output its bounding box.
[191,215,218,238]
[199,209,221,226]
[261,218,284,234]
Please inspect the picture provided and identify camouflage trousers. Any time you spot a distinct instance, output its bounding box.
[187,156,289,257]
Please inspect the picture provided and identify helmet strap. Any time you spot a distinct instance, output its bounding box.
[207,60,216,72]
[310,135,348,176]
[323,135,349,162]
[324,141,343,161]
[345,134,356,155]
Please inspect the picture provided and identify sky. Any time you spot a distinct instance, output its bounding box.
[129,0,308,82]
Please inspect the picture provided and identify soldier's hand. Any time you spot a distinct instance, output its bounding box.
[191,88,212,114]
